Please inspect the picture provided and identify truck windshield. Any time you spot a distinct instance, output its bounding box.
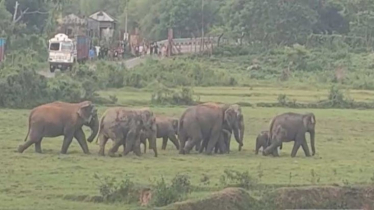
[61,42,73,51]
[49,43,60,51]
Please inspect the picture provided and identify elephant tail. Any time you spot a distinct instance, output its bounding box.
[23,112,32,142]
[95,114,106,144]
[268,117,276,142]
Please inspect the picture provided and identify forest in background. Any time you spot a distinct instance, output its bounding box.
[1,0,374,108]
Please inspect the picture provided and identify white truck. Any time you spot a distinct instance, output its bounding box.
[48,33,89,73]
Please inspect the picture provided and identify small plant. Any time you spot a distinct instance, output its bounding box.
[370,172,374,183]
[219,169,257,190]
[277,94,288,105]
[151,174,191,207]
[94,173,137,204]
[200,174,210,186]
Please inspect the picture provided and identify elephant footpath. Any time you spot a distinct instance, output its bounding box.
[158,185,374,210]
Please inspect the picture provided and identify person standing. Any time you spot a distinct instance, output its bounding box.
[150,42,154,55]
[154,42,158,55]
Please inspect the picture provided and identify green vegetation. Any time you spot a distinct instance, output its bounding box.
[2,0,374,209]
[2,86,374,209]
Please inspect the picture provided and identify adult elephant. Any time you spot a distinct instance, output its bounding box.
[195,102,245,154]
[263,112,316,157]
[255,130,282,155]
[96,107,157,157]
[18,101,98,154]
[178,102,244,155]
[140,115,179,153]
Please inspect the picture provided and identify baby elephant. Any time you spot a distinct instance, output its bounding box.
[140,115,180,153]
[255,131,282,155]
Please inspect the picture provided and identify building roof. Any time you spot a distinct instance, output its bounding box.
[89,11,115,22]
[60,13,86,25]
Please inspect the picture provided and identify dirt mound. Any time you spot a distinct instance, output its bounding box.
[161,187,257,210]
[268,185,374,209]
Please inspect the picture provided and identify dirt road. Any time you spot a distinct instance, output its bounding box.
[38,56,146,78]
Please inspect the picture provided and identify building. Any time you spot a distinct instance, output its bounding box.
[89,11,116,42]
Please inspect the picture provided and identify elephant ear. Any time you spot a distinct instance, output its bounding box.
[224,108,236,129]
[302,113,316,129]
[77,101,94,123]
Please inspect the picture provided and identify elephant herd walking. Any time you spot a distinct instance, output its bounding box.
[17,101,317,158]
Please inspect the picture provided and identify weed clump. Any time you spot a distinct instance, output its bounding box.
[94,173,138,204]
[219,169,258,190]
[151,84,199,105]
[151,174,192,207]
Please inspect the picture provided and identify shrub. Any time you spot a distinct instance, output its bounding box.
[219,169,258,190]
[128,58,237,88]
[94,173,138,204]
[151,85,199,105]
[151,174,191,207]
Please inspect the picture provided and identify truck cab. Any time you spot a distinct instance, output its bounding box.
[48,33,75,72]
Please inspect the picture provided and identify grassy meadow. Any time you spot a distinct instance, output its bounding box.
[1,84,374,209]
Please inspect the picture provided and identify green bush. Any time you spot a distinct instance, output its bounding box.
[127,58,237,88]
[151,174,191,207]
[94,173,138,204]
[151,85,199,105]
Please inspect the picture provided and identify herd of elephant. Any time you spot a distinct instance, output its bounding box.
[17,101,316,158]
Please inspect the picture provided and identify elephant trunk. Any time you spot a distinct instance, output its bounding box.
[233,127,242,151]
[87,115,100,143]
[239,120,244,150]
[310,130,315,156]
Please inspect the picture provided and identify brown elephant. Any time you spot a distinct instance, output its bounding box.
[263,112,316,157]
[194,102,245,154]
[178,102,244,155]
[96,107,157,157]
[140,115,179,153]
[255,130,282,155]
[18,101,98,154]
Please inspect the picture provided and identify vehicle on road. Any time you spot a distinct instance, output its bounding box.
[48,33,90,73]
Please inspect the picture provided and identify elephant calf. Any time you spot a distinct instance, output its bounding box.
[255,130,282,155]
[140,115,179,153]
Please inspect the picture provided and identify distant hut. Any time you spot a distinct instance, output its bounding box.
[89,11,116,44]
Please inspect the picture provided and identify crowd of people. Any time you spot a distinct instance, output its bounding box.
[88,40,169,61]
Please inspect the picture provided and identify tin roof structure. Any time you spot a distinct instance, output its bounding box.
[89,11,115,22]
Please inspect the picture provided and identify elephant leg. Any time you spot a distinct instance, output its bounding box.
[263,140,282,156]
[184,135,202,154]
[162,137,168,150]
[300,135,311,157]
[168,134,180,150]
[74,128,90,154]
[178,135,187,154]
[108,138,123,157]
[271,146,280,157]
[142,138,147,153]
[18,128,42,153]
[123,131,137,156]
[133,135,142,157]
[61,134,74,154]
[206,125,222,155]
[34,140,43,153]
[290,140,301,157]
[199,138,208,153]
[195,141,201,152]
[217,137,226,154]
[98,135,109,156]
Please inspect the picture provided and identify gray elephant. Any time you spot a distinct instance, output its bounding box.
[255,130,282,155]
[263,112,316,157]
[140,115,179,153]
[195,103,244,154]
[178,102,244,155]
[18,101,99,154]
[96,107,157,157]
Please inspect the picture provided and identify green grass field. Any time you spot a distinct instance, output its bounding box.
[1,85,374,209]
